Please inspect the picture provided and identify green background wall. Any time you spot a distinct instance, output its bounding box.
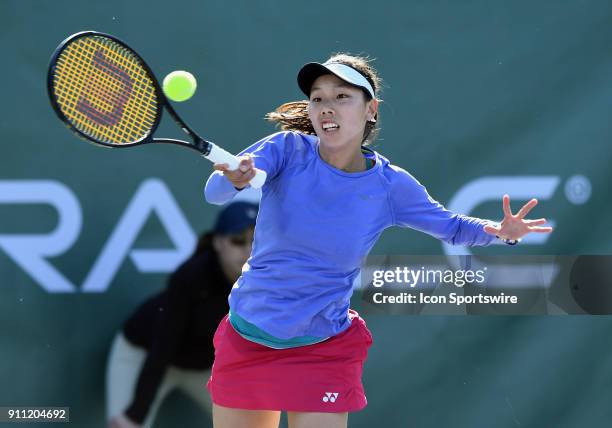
[1,0,611,426]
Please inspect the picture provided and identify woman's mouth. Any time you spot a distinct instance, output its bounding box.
[322,122,340,133]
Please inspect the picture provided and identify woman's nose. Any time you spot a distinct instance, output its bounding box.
[320,104,334,116]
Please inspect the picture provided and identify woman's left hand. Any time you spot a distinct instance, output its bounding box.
[483,194,554,241]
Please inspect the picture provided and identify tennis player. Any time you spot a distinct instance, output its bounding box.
[204,53,553,428]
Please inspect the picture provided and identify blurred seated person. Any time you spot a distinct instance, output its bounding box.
[106,201,258,428]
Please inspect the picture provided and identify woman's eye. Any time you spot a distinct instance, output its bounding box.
[310,94,348,102]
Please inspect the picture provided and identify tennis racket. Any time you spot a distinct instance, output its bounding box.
[47,31,266,188]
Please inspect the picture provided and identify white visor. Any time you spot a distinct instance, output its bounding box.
[297,61,376,99]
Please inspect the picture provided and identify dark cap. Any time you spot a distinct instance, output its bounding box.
[297,60,376,98]
[214,201,258,235]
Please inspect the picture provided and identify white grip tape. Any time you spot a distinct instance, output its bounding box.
[205,144,267,189]
[206,144,240,169]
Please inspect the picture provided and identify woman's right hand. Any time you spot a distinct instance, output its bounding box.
[107,414,142,428]
[213,154,256,190]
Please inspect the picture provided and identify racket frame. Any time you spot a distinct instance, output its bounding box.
[47,30,213,156]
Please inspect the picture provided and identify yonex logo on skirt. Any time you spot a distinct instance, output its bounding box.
[322,392,339,403]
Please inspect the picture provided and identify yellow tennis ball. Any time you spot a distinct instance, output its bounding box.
[162,70,197,102]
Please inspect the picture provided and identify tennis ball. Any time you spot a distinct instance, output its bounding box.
[162,70,197,102]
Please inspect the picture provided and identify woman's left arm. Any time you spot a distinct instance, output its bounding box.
[389,167,552,246]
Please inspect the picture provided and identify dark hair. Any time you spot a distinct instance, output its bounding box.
[192,231,214,257]
[265,53,383,146]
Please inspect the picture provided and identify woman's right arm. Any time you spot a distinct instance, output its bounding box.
[204,131,292,205]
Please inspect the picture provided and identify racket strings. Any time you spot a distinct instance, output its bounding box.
[52,35,159,144]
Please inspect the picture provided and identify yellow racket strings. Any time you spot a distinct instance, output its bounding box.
[53,35,159,144]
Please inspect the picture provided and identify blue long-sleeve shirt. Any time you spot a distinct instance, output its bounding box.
[205,131,496,339]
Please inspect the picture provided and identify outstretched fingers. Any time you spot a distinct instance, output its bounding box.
[502,194,513,218]
[523,218,547,225]
[528,226,554,233]
[516,198,538,219]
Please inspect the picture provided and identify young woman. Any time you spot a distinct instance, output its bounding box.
[106,201,259,428]
[205,54,553,428]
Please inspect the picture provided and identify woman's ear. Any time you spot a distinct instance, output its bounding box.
[367,98,379,121]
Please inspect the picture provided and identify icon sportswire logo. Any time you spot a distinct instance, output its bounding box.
[322,392,339,403]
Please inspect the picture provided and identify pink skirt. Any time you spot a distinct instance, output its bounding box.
[206,309,373,412]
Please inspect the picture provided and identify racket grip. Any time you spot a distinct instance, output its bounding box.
[206,144,240,169]
[205,144,267,189]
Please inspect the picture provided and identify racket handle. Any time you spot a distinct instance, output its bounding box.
[205,144,267,189]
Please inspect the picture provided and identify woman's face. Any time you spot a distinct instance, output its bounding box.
[213,227,255,283]
[308,74,377,151]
